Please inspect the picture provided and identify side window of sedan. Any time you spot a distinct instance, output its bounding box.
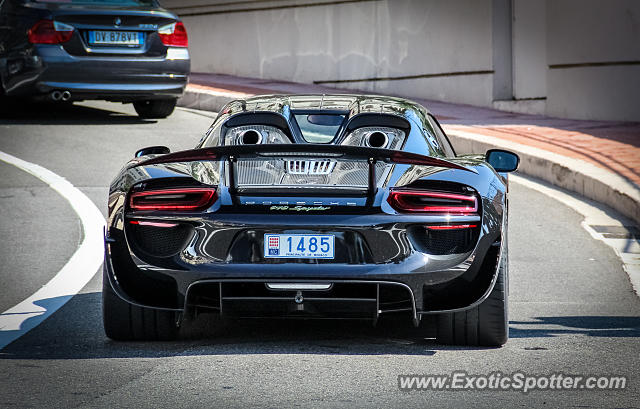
[427,114,456,157]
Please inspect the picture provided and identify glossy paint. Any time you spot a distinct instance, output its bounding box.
[104,94,511,322]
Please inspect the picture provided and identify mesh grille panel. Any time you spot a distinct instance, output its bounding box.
[410,226,479,255]
[131,224,193,257]
[233,159,388,188]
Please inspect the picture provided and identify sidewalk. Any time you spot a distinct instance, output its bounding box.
[179,73,640,225]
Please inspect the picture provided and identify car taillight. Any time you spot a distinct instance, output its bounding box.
[387,189,478,214]
[426,224,478,230]
[158,21,188,47]
[129,188,216,211]
[28,20,74,44]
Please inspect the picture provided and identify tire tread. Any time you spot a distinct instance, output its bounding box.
[433,249,509,347]
[102,267,178,341]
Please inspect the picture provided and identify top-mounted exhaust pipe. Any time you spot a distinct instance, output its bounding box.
[238,129,262,145]
[364,131,389,148]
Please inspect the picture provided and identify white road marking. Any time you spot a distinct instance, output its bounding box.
[512,174,640,297]
[0,151,105,350]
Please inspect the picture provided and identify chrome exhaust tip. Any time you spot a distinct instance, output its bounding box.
[51,90,62,101]
[364,131,389,148]
[60,91,71,101]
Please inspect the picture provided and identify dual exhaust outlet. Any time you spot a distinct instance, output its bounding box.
[238,129,389,148]
[50,90,72,102]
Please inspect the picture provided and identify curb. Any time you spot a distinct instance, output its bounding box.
[444,128,640,226]
[178,87,244,113]
[179,87,640,226]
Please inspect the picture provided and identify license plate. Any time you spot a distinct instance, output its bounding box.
[264,234,334,259]
[88,30,143,46]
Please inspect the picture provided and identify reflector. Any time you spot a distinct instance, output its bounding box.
[426,224,478,230]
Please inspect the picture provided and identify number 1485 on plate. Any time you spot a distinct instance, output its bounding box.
[264,234,335,259]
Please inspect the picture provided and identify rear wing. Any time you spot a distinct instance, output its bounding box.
[134,144,474,203]
[135,144,471,170]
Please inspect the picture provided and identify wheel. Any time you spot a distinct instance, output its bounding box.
[132,98,177,119]
[434,247,509,346]
[102,266,179,341]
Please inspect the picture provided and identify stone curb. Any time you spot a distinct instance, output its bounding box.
[178,87,244,113]
[444,128,640,225]
[178,87,640,226]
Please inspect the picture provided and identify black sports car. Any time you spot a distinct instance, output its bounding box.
[103,94,519,346]
[0,0,189,118]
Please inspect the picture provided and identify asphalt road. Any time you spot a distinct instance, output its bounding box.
[0,101,638,408]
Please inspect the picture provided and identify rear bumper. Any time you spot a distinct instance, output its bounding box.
[104,219,503,323]
[3,45,189,100]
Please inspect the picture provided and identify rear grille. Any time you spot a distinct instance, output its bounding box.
[130,223,193,257]
[286,160,336,175]
[233,159,388,188]
[409,226,479,255]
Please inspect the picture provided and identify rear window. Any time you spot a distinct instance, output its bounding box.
[36,0,155,5]
[294,114,345,144]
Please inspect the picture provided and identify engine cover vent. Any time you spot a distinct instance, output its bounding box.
[286,160,336,175]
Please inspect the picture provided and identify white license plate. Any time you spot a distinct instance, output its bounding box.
[264,234,334,259]
[88,30,143,45]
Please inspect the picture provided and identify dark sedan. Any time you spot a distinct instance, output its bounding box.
[0,0,189,118]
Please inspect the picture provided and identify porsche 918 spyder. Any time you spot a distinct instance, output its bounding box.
[103,94,519,346]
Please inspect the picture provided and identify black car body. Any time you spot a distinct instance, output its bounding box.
[103,94,519,346]
[0,0,189,118]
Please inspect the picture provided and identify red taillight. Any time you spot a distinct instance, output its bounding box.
[129,220,178,227]
[129,188,216,211]
[158,21,188,47]
[387,189,478,214]
[28,20,74,44]
[426,224,478,230]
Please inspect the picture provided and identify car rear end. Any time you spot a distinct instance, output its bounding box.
[3,0,189,111]
[104,146,503,327]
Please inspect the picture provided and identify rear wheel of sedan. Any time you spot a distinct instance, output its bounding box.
[102,266,179,341]
[133,98,177,119]
[434,249,509,347]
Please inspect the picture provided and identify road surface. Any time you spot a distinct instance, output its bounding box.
[0,101,638,408]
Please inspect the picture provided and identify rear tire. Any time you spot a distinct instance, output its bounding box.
[102,266,179,341]
[434,248,509,346]
[133,98,177,119]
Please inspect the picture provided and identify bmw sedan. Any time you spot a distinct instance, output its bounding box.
[0,0,190,118]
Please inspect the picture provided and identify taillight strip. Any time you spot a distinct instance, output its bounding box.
[388,189,478,214]
[426,224,478,230]
[129,220,179,227]
[129,187,216,211]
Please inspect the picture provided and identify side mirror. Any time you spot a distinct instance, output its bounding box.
[486,149,519,172]
[135,146,170,158]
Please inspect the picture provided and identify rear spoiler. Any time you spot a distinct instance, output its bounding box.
[134,144,473,172]
[134,144,474,205]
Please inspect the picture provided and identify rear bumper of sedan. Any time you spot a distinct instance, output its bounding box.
[4,45,189,101]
